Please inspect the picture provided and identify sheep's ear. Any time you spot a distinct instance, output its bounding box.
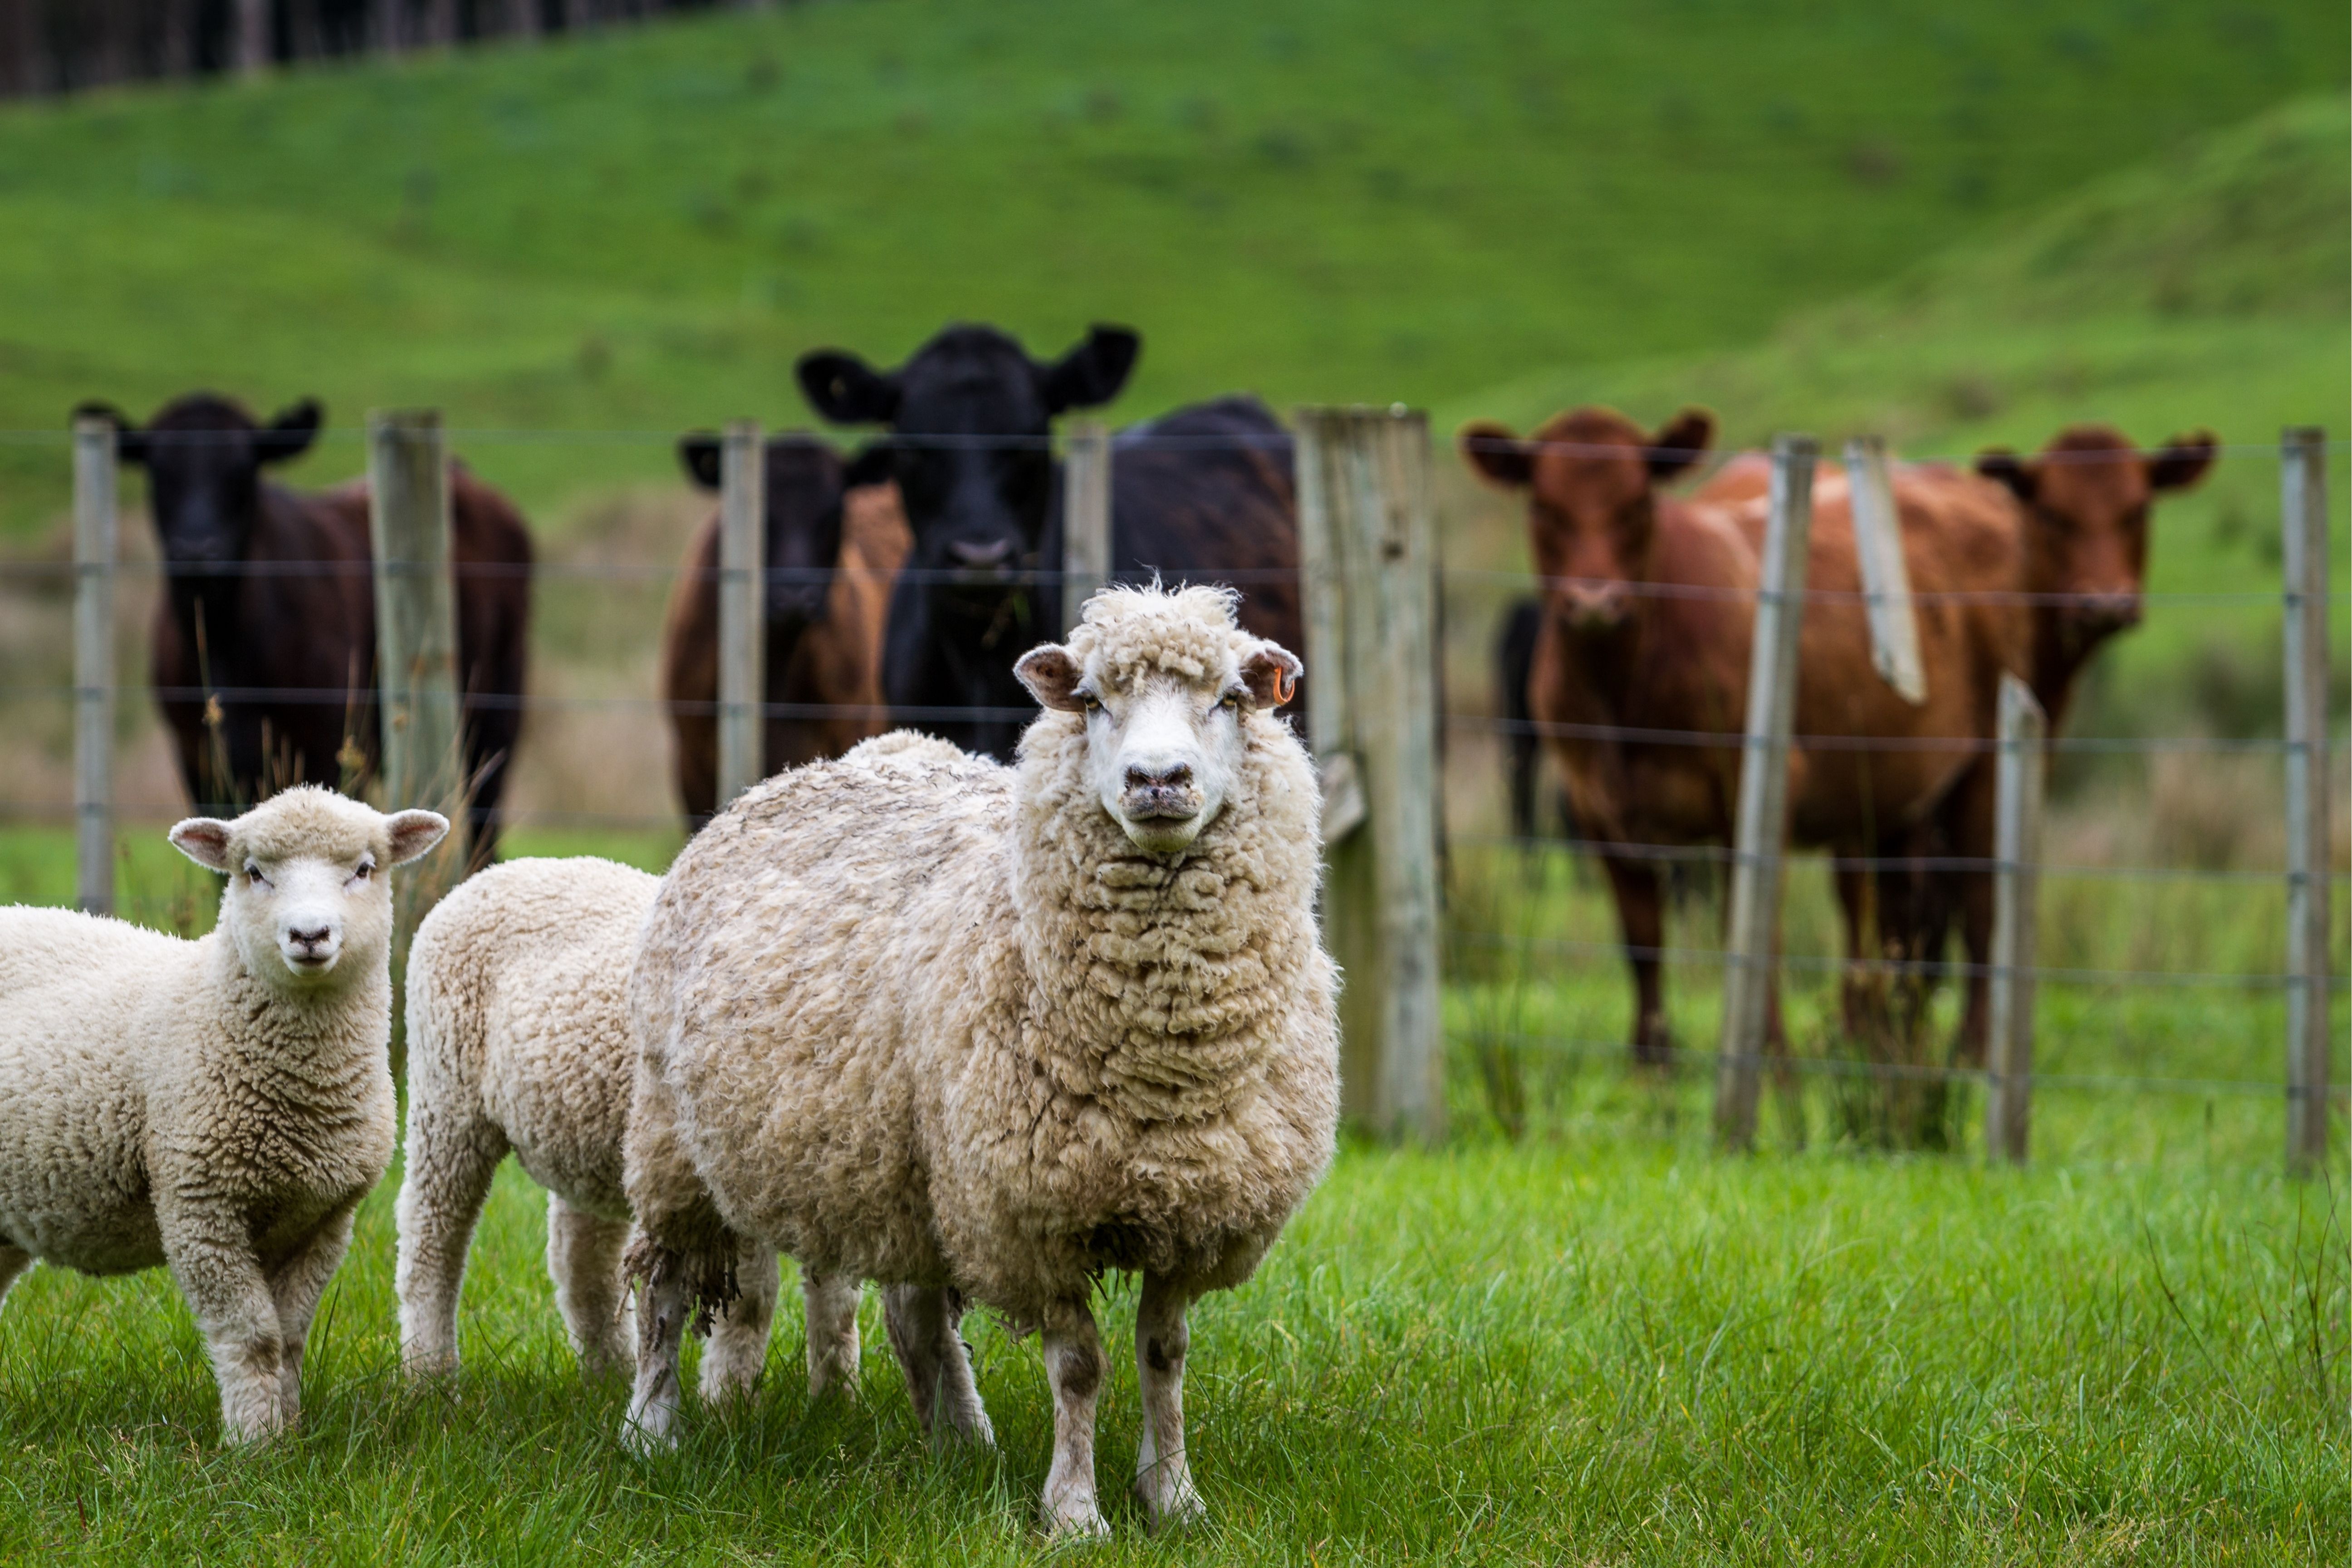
[1239,642,1303,709]
[383,810,451,867]
[1014,646,1088,712]
[168,818,234,872]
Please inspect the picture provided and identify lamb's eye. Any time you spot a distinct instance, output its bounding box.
[1080,693,1102,713]
[243,862,267,887]
[353,858,374,881]
[1219,692,1244,711]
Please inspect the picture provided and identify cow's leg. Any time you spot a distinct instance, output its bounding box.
[1600,851,1671,1067]
[1040,1299,1109,1537]
[1132,1271,1205,1531]
[803,1269,863,1402]
[1946,762,2001,1068]
[546,1196,633,1376]
[265,1201,360,1422]
[883,1284,993,1446]
[394,1107,507,1377]
[699,1239,778,1404]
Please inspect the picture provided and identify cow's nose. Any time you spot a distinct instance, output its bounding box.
[1558,584,1629,631]
[948,538,1014,568]
[2074,593,2141,631]
[1126,762,1193,791]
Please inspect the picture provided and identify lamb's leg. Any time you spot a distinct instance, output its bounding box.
[883,1283,993,1447]
[265,1201,360,1422]
[698,1238,779,1403]
[393,1108,509,1377]
[546,1196,633,1376]
[805,1269,864,1402]
[0,1245,31,1311]
[1132,1271,1205,1530]
[622,1258,692,1457]
[164,1224,289,1443]
[1040,1300,1108,1538]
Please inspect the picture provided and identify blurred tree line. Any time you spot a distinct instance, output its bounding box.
[0,0,783,95]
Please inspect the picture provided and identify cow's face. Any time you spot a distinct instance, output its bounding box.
[76,394,321,571]
[680,432,867,632]
[1460,407,1714,633]
[1977,425,2216,650]
[796,323,1138,614]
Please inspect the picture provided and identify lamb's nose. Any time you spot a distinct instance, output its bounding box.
[1126,762,1193,791]
[948,538,1014,568]
[288,924,331,948]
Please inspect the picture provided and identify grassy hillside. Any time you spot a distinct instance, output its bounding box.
[0,0,2343,536]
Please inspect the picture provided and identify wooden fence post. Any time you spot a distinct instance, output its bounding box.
[1984,674,2046,1163]
[1062,419,1111,632]
[1844,436,1926,705]
[1294,407,1441,1141]
[369,410,466,828]
[235,0,270,75]
[715,418,766,809]
[1715,434,1817,1151]
[2281,426,2332,1177]
[73,415,118,917]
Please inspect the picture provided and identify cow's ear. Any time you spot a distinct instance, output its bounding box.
[1014,645,1088,711]
[258,398,322,464]
[1040,324,1140,415]
[1458,421,1532,490]
[2147,429,2218,493]
[798,350,901,426]
[1975,448,2038,503]
[74,401,146,465]
[841,439,897,490]
[677,432,723,490]
[1647,407,1715,481]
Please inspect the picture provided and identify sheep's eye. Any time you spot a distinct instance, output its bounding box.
[1219,691,1245,711]
[353,858,374,880]
[243,862,267,887]
[1080,692,1102,712]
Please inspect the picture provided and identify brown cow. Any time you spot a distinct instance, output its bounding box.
[1461,406,2029,1068]
[78,393,532,866]
[659,434,912,823]
[1697,426,2217,1062]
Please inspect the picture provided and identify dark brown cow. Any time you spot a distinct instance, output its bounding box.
[1697,425,2216,1061]
[78,393,532,864]
[659,434,912,823]
[1462,406,2029,1067]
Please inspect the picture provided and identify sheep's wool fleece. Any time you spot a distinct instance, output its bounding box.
[0,792,397,1279]
[632,596,1341,1324]
[405,857,659,1222]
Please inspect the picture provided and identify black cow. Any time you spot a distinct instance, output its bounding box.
[796,323,1302,760]
[75,393,533,862]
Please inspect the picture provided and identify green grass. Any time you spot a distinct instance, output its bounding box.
[0,1138,2341,1563]
[0,0,2344,537]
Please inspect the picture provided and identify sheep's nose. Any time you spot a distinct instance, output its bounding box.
[1126,762,1193,792]
[288,924,331,948]
[948,538,1014,568]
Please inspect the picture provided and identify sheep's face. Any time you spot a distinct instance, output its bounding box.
[1017,623,1302,856]
[168,787,447,991]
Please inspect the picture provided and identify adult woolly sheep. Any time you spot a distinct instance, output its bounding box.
[0,787,446,1443]
[397,857,794,1396]
[623,585,1339,1535]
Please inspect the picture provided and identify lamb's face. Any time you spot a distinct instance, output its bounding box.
[169,788,448,991]
[1017,619,1302,856]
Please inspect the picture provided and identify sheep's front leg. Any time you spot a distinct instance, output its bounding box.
[699,1239,779,1403]
[1132,1272,1205,1530]
[804,1268,862,1401]
[547,1197,634,1376]
[622,1262,692,1456]
[1040,1301,1109,1538]
[265,1201,361,1422]
[883,1284,994,1447]
[0,1245,30,1312]
[165,1225,289,1443]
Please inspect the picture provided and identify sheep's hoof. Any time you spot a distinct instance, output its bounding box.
[1137,1480,1206,1534]
[1040,1499,1110,1542]
[618,1415,678,1460]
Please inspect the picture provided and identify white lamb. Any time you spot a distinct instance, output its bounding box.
[623,585,1340,1535]
[395,856,786,1396]
[0,787,446,1443]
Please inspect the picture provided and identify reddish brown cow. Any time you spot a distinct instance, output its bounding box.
[1696,425,2216,1062]
[659,435,912,823]
[1462,406,2027,1067]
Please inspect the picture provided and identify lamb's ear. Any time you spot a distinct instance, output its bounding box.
[383,810,451,867]
[2147,429,2218,493]
[1975,448,2038,503]
[168,818,234,872]
[1239,642,1303,709]
[1458,421,1531,489]
[1014,646,1088,712]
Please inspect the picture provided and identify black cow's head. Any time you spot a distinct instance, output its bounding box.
[75,393,323,571]
[794,323,1138,610]
[679,432,891,632]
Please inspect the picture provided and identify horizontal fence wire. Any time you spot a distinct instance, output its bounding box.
[1453,712,2339,755]
[1447,1029,2352,1102]
[1451,833,2352,884]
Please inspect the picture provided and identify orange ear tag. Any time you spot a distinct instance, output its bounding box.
[1274,668,1298,706]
